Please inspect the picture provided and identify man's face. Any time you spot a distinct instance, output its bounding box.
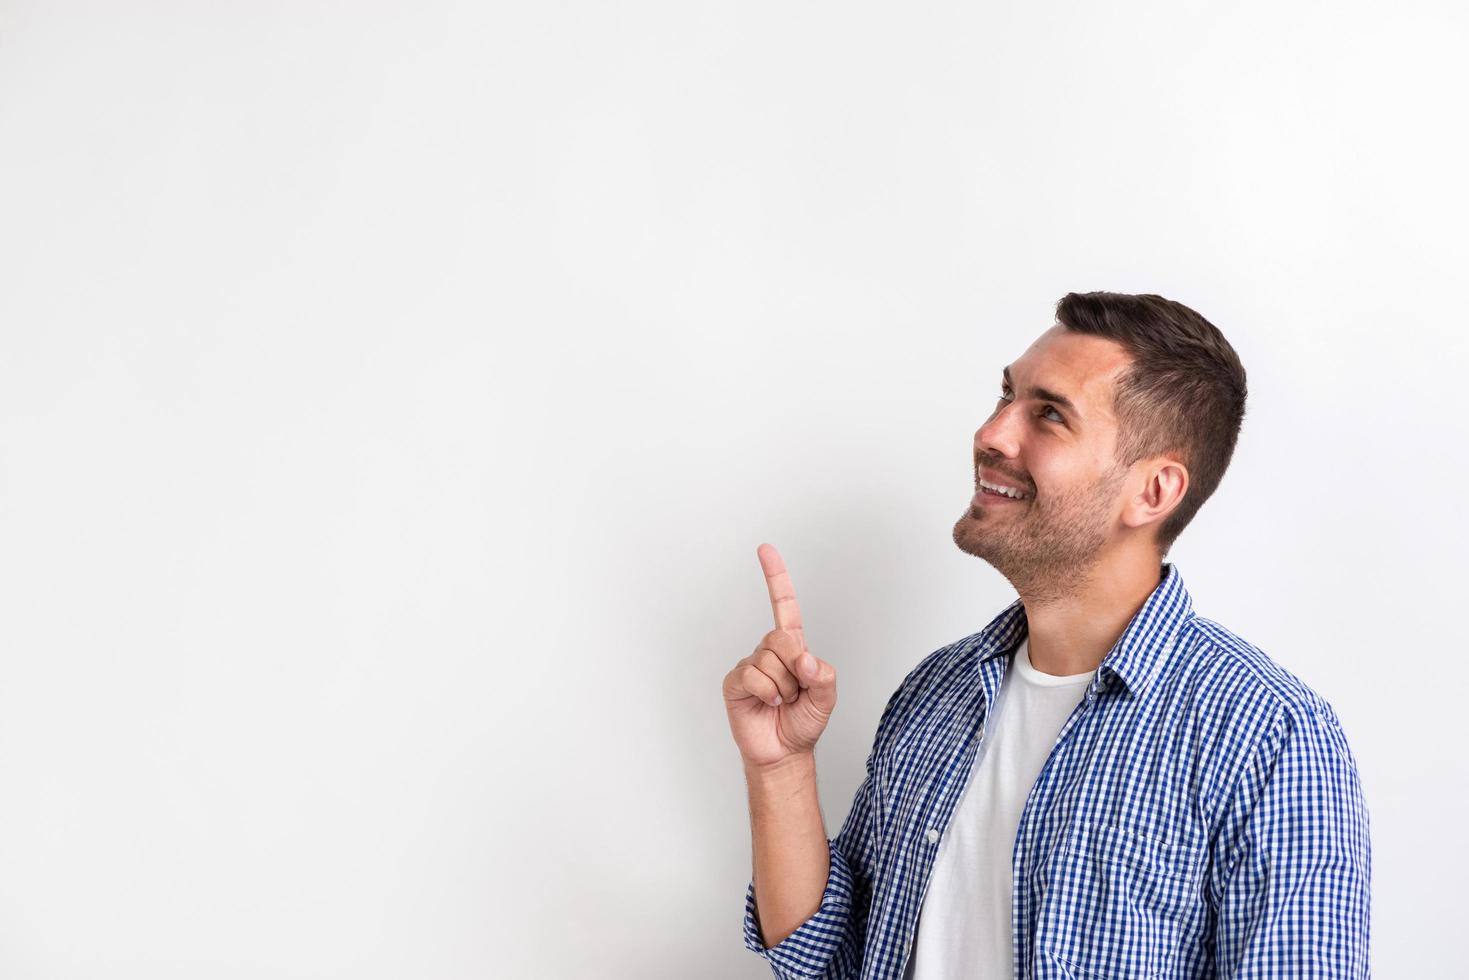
[951,324,1139,595]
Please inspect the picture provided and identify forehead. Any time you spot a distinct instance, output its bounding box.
[1008,325,1130,421]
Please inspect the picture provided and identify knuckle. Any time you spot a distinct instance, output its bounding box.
[740,663,772,691]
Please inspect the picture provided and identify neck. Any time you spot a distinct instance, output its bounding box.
[1017,549,1165,677]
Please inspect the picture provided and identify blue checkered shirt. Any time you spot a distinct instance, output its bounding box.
[742,562,1371,978]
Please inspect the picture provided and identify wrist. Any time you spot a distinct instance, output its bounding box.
[744,751,817,787]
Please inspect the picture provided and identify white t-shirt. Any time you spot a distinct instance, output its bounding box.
[902,636,1096,979]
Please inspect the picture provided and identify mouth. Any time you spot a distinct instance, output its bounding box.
[974,472,1033,503]
[972,485,1031,506]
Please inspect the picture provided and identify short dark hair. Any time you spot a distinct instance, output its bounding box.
[1054,291,1248,558]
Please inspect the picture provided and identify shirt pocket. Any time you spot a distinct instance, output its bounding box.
[1033,820,1205,980]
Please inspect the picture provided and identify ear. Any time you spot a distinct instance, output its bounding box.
[1123,456,1189,533]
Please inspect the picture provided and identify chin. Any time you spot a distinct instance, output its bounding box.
[952,517,994,558]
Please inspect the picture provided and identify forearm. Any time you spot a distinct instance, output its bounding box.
[745,752,830,948]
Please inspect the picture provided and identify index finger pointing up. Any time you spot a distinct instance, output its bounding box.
[757,542,806,651]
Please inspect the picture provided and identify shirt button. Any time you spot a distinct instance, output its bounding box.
[926,828,940,844]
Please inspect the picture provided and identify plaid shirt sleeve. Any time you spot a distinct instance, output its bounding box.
[1211,704,1372,978]
[741,685,903,979]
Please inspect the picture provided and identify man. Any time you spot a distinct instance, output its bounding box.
[722,292,1371,979]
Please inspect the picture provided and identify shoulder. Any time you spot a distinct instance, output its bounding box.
[904,629,989,690]
[1189,621,1371,893]
[868,629,992,748]
[1176,616,1365,818]
[1178,614,1346,731]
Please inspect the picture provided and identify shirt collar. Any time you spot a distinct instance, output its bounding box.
[971,562,1195,700]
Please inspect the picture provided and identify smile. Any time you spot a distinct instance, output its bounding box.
[977,477,1032,500]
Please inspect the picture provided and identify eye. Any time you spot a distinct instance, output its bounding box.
[998,384,1064,424]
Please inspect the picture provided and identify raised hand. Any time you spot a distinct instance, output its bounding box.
[722,543,839,770]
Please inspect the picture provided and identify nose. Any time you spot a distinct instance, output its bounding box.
[976,401,1021,462]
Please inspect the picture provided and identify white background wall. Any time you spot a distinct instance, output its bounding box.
[1,1,1463,976]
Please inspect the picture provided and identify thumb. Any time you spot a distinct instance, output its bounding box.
[796,650,837,710]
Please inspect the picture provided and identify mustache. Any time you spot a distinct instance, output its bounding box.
[974,455,1031,489]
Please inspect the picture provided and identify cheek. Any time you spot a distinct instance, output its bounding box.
[1027,459,1067,495]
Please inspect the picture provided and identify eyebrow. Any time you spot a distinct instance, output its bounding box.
[1002,365,1082,420]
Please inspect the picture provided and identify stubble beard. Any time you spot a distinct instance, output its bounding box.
[952,466,1127,604]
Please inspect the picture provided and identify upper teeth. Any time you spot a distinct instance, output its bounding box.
[980,478,1030,499]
